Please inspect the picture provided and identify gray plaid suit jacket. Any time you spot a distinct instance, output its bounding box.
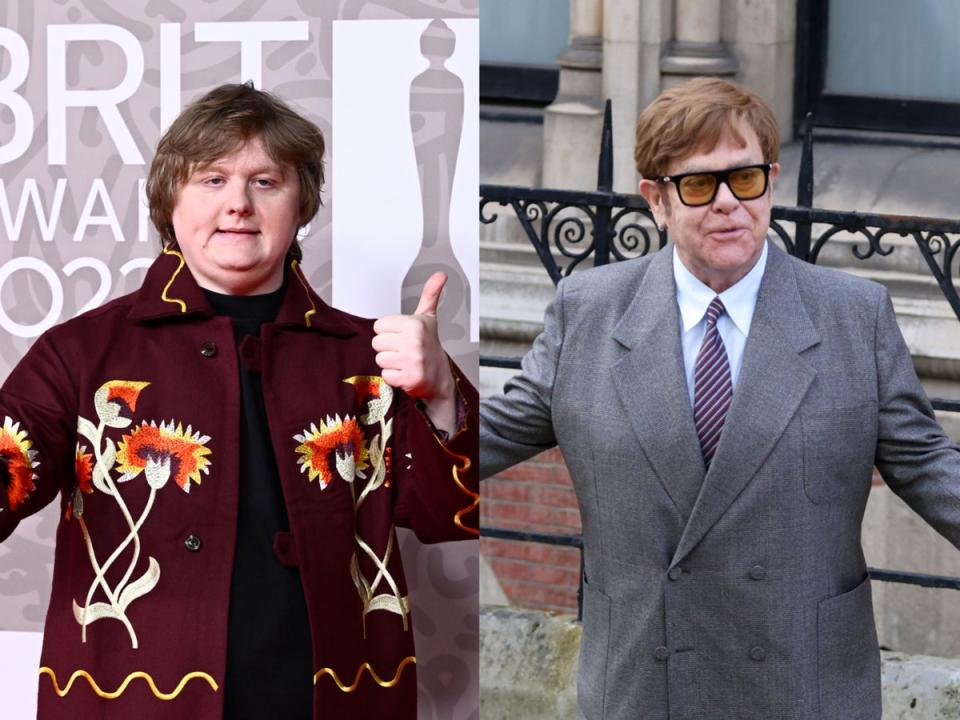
[480,242,960,720]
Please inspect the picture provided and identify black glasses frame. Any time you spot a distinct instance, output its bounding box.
[658,163,773,207]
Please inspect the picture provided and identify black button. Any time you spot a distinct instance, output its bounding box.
[749,646,766,662]
[200,342,217,358]
[184,534,202,552]
[667,566,683,581]
[653,646,670,661]
[749,565,767,581]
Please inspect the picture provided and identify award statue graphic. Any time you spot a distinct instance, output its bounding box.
[400,19,472,360]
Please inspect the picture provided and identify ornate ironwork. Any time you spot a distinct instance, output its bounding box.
[609,208,666,261]
[479,193,960,322]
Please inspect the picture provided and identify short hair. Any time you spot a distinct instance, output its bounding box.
[147,83,326,259]
[634,77,780,180]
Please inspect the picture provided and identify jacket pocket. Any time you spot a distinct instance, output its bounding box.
[817,575,881,719]
[577,577,611,720]
[802,403,876,504]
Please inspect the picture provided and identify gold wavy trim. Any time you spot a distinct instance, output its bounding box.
[159,246,187,313]
[39,667,218,700]
[290,259,317,327]
[452,454,479,536]
[314,655,415,691]
[431,376,479,536]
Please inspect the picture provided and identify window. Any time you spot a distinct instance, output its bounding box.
[480,0,569,105]
[795,0,960,135]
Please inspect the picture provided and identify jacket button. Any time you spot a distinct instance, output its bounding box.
[184,534,202,552]
[654,646,670,661]
[749,646,766,662]
[200,342,217,357]
[667,566,683,581]
[749,565,767,581]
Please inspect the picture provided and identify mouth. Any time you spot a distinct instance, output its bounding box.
[216,228,259,236]
[707,227,747,241]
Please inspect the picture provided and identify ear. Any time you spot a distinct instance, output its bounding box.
[770,162,781,181]
[639,178,668,228]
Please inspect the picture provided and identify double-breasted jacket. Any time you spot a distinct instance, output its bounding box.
[481,244,960,719]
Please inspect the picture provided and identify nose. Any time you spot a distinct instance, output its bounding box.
[711,179,740,211]
[226,181,252,216]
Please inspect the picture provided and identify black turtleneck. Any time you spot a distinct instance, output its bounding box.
[204,283,314,720]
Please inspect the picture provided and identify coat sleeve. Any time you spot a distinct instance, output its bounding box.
[479,278,566,479]
[874,286,960,547]
[0,332,77,541]
[392,360,478,543]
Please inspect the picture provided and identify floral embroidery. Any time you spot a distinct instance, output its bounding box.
[0,416,39,512]
[294,376,408,634]
[65,444,94,521]
[344,375,392,425]
[93,380,150,429]
[73,380,212,648]
[116,421,211,493]
[293,415,369,489]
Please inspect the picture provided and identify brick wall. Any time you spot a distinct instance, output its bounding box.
[480,448,582,614]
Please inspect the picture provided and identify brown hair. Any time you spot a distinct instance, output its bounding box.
[634,77,779,180]
[147,82,326,260]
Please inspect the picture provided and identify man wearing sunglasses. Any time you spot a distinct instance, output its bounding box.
[481,77,960,719]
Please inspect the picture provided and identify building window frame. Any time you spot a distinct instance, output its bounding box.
[480,62,559,106]
[794,0,960,136]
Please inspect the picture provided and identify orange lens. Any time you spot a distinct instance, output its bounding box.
[728,167,766,199]
[677,174,717,205]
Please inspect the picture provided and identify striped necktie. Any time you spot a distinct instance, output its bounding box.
[693,297,732,467]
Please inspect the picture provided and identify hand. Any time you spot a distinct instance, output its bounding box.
[373,272,457,435]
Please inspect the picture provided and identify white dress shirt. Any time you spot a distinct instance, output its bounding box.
[673,241,767,407]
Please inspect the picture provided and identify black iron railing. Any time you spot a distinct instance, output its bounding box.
[479,102,960,620]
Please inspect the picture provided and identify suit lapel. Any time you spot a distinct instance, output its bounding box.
[611,248,704,520]
[671,245,820,566]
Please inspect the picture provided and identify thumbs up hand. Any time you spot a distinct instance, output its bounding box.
[373,272,457,435]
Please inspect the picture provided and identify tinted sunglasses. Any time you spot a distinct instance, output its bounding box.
[658,163,773,207]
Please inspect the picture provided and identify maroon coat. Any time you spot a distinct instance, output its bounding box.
[0,251,478,719]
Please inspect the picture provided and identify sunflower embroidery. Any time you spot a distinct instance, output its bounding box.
[72,380,213,648]
[293,415,369,488]
[115,421,211,492]
[0,416,39,512]
[296,376,407,633]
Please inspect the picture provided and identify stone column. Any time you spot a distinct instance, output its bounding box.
[723,0,796,143]
[602,0,671,192]
[542,0,604,191]
[661,0,738,89]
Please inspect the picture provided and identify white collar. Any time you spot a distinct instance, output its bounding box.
[673,240,768,335]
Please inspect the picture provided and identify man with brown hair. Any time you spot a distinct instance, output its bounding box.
[481,77,960,719]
